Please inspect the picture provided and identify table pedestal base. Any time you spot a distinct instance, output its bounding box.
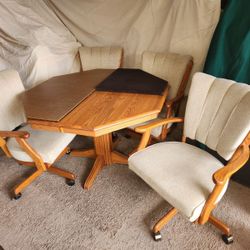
[71,133,128,189]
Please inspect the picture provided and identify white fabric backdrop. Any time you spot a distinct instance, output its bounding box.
[0,0,81,89]
[0,0,220,91]
[46,0,221,92]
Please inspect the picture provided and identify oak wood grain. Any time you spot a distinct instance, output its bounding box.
[28,80,168,137]
[25,69,169,190]
[0,130,30,139]
[153,208,178,233]
[22,69,115,121]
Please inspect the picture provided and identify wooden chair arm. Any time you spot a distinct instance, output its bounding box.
[15,137,47,171]
[135,117,184,134]
[199,133,250,225]
[135,117,184,152]
[213,142,249,185]
[0,130,46,170]
[0,130,30,139]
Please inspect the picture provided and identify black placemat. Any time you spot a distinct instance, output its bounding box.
[95,68,168,95]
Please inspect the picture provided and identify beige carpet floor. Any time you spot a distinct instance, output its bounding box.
[0,134,250,250]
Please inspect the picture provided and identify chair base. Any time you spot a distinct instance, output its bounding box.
[13,192,22,200]
[150,207,233,245]
[222,234,234,244]
[13,162,76,200]
[208,214,233,244]
[151,207,177,241]
[66,179,75,186]
[153,231,162,241]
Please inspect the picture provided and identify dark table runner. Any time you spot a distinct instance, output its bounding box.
[95,68,168,95]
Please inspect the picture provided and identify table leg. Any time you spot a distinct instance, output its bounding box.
[83,134,112,189]
[84,156,104,189]
[111,151,128,164]
[94,134,113,165]
[83,133,128,189]
[71,149,96,158]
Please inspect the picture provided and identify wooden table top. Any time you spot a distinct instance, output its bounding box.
[21,70,111,121]
[27,69,169,137]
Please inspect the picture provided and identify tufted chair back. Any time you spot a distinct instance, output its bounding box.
[0,69,26,131]
[184,72,250,161]
[142,51,192,99]
[79,46,123,71]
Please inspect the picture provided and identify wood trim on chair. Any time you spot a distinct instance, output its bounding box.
[175,60,193,104]
[153,208,178,233]
[159,59,193,141]
[0,130,30,139]
[135,117,184,151]
[0,130,30,158]
[0,130,76,197]
[16,137,47,171]
[0,136,12,157]
[208,214,231,236]
[198,132,250,225]
[136,124,250,227]
[135,129,250,241]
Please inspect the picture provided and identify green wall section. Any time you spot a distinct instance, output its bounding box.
[204,0,250,84]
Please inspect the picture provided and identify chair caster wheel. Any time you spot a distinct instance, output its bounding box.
[13,193,22,200]
[153,231,162,241]
[222,234,233,244]
[66,179,75,186]
[66,148,71,155]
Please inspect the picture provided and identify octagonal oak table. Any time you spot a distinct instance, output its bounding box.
[24,69,169,189]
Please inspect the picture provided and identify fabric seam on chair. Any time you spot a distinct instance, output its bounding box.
[204,82,234,147]
[215,91,250,157]
[189,199,206,221]
[193,78,216,140]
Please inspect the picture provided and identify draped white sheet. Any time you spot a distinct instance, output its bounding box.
[0,0,81,89]
[0,0,220,91]
[46,0,221,92]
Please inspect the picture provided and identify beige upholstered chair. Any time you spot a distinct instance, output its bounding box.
[0,69,76,199]
[79,46,123,71]
[129,51,193,141]
[128,72,250,244]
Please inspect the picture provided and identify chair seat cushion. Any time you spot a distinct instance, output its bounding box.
[7,125,75,164]
[128,142,227,221]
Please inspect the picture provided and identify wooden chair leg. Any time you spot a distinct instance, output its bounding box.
[209,215,230,235]
[70,149,96,158]
[47,165,76,180]
[84,156,104,190]
[14,170,43,198]
[54,147,70,162]
[152,208,177,241]
[153,208,178,233]
[208,215,233,244]
[129,135,154,156]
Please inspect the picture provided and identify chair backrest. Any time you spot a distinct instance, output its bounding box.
[184,72,250,161]
[142,51,192,99]
[0,69,26,131]
[79,46,123,71]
